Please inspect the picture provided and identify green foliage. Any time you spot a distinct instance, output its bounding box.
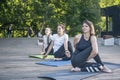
[0,0,101,37]
[100,0,120,8]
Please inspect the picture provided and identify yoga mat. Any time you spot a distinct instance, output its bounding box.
[36,60,71,67]
[38,62,120,80]
[29,54,54,59]
[103,62,120,69]
[38,70,98,80]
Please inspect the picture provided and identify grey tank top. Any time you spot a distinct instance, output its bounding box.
[76,35,91,52]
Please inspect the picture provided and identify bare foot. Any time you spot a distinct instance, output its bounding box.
[54,58,62,61]
[71,67,75,71]
[71,67,81,72]
[102,66,112,73]
[74,67,81,72]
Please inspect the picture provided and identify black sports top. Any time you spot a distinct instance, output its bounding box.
[76,35,91,52]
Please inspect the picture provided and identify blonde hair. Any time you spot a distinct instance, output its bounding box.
[45,27,52,33]
[46,27,51,31]
[83,20,95,35]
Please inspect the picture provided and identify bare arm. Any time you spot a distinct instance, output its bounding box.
[64,35,69,51]
[42,36,45,52]
[42,42,45,52]
[64,34,71,58]
[74,34,82,48]
[87,36,98,60]
[43,41,54,57]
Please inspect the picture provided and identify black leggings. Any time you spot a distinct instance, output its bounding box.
[54,41,73,60]
[71,46,104,72]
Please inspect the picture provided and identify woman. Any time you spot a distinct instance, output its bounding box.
[71,20,112,72]
[43,23,73,60]
[42,27,53,55]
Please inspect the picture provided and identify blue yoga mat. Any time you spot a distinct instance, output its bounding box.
[36,60,71,67]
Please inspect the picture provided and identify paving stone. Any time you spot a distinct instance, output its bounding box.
[0,38,120,80]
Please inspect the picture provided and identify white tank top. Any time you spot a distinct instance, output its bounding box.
[52,33,68,53]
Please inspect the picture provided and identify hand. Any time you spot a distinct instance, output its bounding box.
[42,54,47,59]
[65,50,71,58]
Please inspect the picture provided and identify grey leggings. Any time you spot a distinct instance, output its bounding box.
[71,46,104,72]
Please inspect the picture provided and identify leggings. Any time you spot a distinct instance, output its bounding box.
[54,41,73,60]
[71,46,104,72]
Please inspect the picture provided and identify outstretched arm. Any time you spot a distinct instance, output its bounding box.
[87,36,98,60]
[43,41,54,58]
[74,34,82,48]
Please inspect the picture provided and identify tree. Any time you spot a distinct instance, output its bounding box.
[0,0,101,37]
